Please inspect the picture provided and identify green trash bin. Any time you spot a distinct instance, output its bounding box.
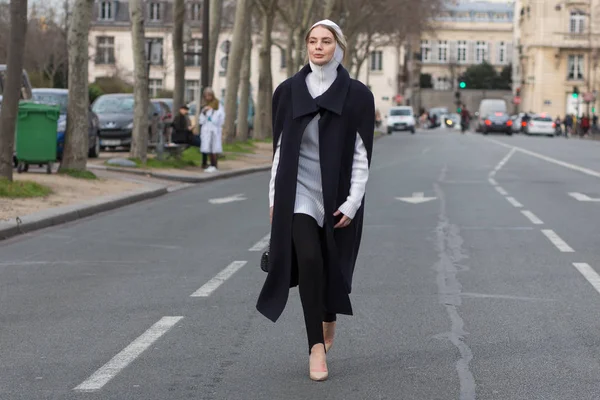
[15,102,60,174]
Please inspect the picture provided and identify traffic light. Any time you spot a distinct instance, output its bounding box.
[459,81,467,89]
[457,107,462,113]
[573,86,580,98]
[593,107,596,113]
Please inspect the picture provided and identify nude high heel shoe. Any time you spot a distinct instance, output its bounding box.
[323,321,336,352]
[309,344,328,382]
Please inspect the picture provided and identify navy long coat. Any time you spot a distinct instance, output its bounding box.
[256,64,375,323]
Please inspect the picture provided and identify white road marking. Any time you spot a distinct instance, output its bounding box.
[490,148,516,177]
[488,178,498,186]
[506,197,523,208]
[74,316,183,392]
[191,261,248,297]
[568,192,600,202]
[396,192,437,204]
[487,138,600,179]
[573,263,600,295]
[521,210,544,225]
[541,229,574,252]
[249,234,270,252]
[495,186,508,196]
[208,194,247,204]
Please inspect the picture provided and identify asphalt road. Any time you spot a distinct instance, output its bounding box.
[2,128,600,399]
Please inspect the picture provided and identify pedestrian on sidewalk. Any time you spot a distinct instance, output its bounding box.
[199,87,224,172]
[257,19,375,382]
[171,105,193,146]
[199,88,223,170]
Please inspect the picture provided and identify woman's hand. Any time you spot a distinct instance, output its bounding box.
[270,207,274,224]
[333,210,352,229]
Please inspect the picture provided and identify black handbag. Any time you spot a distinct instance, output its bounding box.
[260,244,270,273]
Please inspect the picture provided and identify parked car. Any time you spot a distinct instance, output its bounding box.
[91,94,159,150]
[524,114,556,137]
[477,99,508,132]
[428,107,449,128]
[442,113,461,129]
[386,106,416,134]
[151,99,173,143]
[32,89,100,159]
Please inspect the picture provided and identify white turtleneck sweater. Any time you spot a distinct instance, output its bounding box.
[268,58,369,228]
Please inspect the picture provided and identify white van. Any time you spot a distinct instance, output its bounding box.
[386,106,416,134]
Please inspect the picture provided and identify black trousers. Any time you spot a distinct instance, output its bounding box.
[292,213,336,353]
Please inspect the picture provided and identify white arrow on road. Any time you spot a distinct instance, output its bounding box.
[568,192,600,202]
[209,193,247,204]
[396,192,437,204]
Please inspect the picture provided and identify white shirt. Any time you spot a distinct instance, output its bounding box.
[269,59,369,227]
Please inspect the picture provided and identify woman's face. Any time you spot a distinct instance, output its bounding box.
[204,91,214,101]
[307,26,336,66]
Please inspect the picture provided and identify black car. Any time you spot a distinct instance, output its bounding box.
[92,94,159,150]
[481,111,513,135]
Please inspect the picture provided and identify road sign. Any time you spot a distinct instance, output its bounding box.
[584,92,594,102]
[513,96,521,105]
[395,94,403,104]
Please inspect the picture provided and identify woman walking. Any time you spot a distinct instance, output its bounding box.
[199,87,224,172]
[256,19,375,381]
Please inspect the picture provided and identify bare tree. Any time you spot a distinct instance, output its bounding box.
[236,8,253,141]
[129,0,149,162]
[172,0,185,110]
[253,0,278,140]
[223,0,250,144]
[0,0,28,181]
[59,0,94,172]
[208,0,224,87]
[277,0,316,76]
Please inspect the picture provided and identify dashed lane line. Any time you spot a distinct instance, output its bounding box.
[542,229,575,252]
[488,178,498,186]
[190,261,248,297]
[521,210,544,225]
[495,186,508,196]
[573,263,600,295]
[490,148,517,177]
[506,197,523,208]
[249,234,270,252]
[74,316,184,392]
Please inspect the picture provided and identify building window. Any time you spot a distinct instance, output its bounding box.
[476,41,487,63]
[99,1,113,20]
[568,54,584,80]
[438,41,448,63]
[457,40,467,63]
[475,12,489,21]
[95,36,115,65]
[570,12,585,34]
[149,2,161,21]
[149,79,163,97]
[421,40,431,63]
[146,38,164,65]
[190,2,201,21]
[185,80,199,103]
[498,41,507,64]
[370,50,383,71]
[185,39,202,67]
[494,13,508,21]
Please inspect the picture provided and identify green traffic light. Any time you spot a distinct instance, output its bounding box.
[459,82,466,89]
[457,108,462,113]
[573,93,578,98]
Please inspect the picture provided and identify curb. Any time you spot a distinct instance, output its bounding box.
[88,164,272,183]
[0,186,168,241]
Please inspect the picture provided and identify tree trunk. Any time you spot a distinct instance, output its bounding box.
[59,0,93,172]
[172,0,185,110]
[324,0,337,20]
[0,0,28,181]
[222,0,249,144]
[236,11,253,142]
[129,0,149,162]
[285,27,295,78]
[295,29,305,72]
[254,9,275,140]
[208,0,223,88]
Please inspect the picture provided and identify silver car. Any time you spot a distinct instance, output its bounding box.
[524,114,556,137]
